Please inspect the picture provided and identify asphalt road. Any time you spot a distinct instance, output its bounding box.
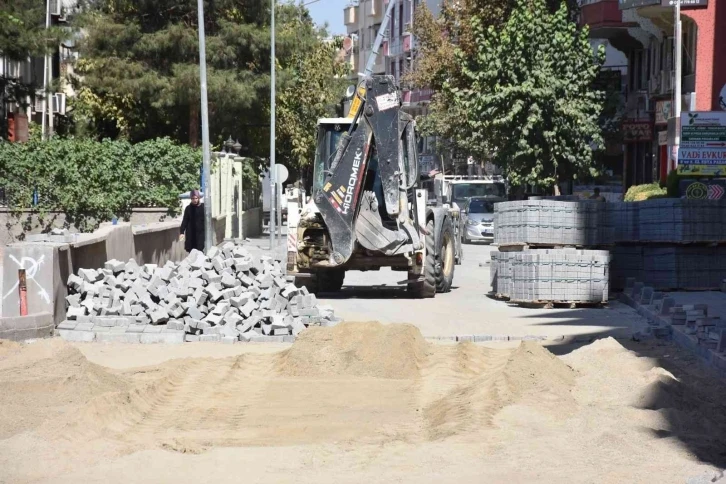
[314,242,649,341]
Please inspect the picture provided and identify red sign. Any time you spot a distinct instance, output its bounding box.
[622,121,653,142]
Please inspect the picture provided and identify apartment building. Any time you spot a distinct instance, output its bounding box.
[344,0,444,170]
[1,0,77,141]
[580,0,726,190]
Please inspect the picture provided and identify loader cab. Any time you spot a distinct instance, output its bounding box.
[313,118,351,194]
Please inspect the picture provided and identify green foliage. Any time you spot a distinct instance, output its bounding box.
[0,0,68,133]
[442,0,604,188]
[665,169,680,198]
[71,0,337,161]
[624,182,667,202]
[0,137,201,231]
[408,0,580,156]
[276,37,349,178]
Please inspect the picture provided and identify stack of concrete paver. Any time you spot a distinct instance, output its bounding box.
[494,198,726,293]
[494,200,602,246]
[495,198,726,246]
[59,243,340,344]
[492,249,609,304]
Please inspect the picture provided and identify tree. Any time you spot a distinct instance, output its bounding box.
[276,38,349,184]
[407,0,581,167]
[0,0,66,136]
[70,0,327,158]
[447,0,604,190]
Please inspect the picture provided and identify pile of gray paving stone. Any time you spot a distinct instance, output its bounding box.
[494,198,726,247]
[491,249,609,304]
[63,242,340,343]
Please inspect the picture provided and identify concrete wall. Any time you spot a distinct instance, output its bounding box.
[133,221,186,267]
[241,207,262,239]
[0,207,179,246]
[0,312,54,341]
[1,216,226,332]
[0,209,74,246]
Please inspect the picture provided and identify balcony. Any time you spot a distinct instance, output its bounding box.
[344,5,358,26]
[580,0,624,28]
[580,0,643,51]
[387,33,412,57]
[402,88,433,107]
[367,0,383,19]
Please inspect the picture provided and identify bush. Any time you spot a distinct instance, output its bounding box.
[665,169,681,198]
[624,182,667,202]
[0,137,201,231]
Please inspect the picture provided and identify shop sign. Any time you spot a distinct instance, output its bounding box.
[622,121,653,142]
[678,112,726,175]
[655,100,672,125]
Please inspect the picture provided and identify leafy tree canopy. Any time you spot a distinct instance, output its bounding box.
[444,0,604,188]
[0,0,67,106]
[276,37,349,184]
[408,0,576,156]
[71,0,344,168]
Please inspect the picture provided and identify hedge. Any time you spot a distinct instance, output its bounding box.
[623,182,667,202]
[0,137,201,231]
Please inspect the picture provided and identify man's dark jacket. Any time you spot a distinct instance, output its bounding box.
[180,203,205,252]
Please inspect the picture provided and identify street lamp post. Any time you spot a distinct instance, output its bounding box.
[269,0,277,250]
[197,0,213,252]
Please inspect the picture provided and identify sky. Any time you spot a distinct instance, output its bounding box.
[306,0,347,36]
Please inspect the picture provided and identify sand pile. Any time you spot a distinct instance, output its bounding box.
[2,328,726,483]
[277,321,430,379]
[0,339,128,439]
[423,341,577,439]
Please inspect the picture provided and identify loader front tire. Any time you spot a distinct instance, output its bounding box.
[316,269,345,294]
[435,218,455,293]
[408,219,437,299]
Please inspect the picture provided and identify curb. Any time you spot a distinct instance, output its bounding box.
[620,292,726,378]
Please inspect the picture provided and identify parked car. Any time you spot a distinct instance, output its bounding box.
[461,196,504,244]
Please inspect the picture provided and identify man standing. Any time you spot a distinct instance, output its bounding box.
[179,189,205,253]
[467,156,475,177]
[589,187,606,202]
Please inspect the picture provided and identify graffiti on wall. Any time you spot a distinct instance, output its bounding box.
[2,254,50,305]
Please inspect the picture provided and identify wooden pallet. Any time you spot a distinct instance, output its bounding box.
[614,240,726,246]
[508,299,607,309]
[494,243,587,252]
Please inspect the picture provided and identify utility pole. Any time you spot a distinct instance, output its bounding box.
[269,0,277,250]
[42,0,51,140]
[197,0,213,252]
[673,0,682,170]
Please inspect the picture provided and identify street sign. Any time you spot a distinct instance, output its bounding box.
[275,164,289,183]
[678,112,726,175]
[660,0,708,6]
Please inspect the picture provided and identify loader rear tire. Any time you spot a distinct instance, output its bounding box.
[408,219,437,299]
[436,218,455,293]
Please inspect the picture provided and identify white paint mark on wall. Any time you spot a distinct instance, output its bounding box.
[3,254,50,304]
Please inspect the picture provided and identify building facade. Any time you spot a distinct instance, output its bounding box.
[581,0,726,191]
[343,0,444,170]
[1,0,77,142]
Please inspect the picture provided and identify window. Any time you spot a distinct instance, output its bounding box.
[399,2,404,35]
[467,199,496,214]
[451,183,506,205]
[682,21,697,76]
[371,24,380,47]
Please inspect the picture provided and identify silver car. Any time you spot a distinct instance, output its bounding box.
[461,196,502,243]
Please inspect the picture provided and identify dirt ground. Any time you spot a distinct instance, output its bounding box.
[1,322,726,484]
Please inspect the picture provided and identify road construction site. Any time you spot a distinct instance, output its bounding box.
[2,237,726,483]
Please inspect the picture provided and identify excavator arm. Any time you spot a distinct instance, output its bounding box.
[313,75,420,266]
